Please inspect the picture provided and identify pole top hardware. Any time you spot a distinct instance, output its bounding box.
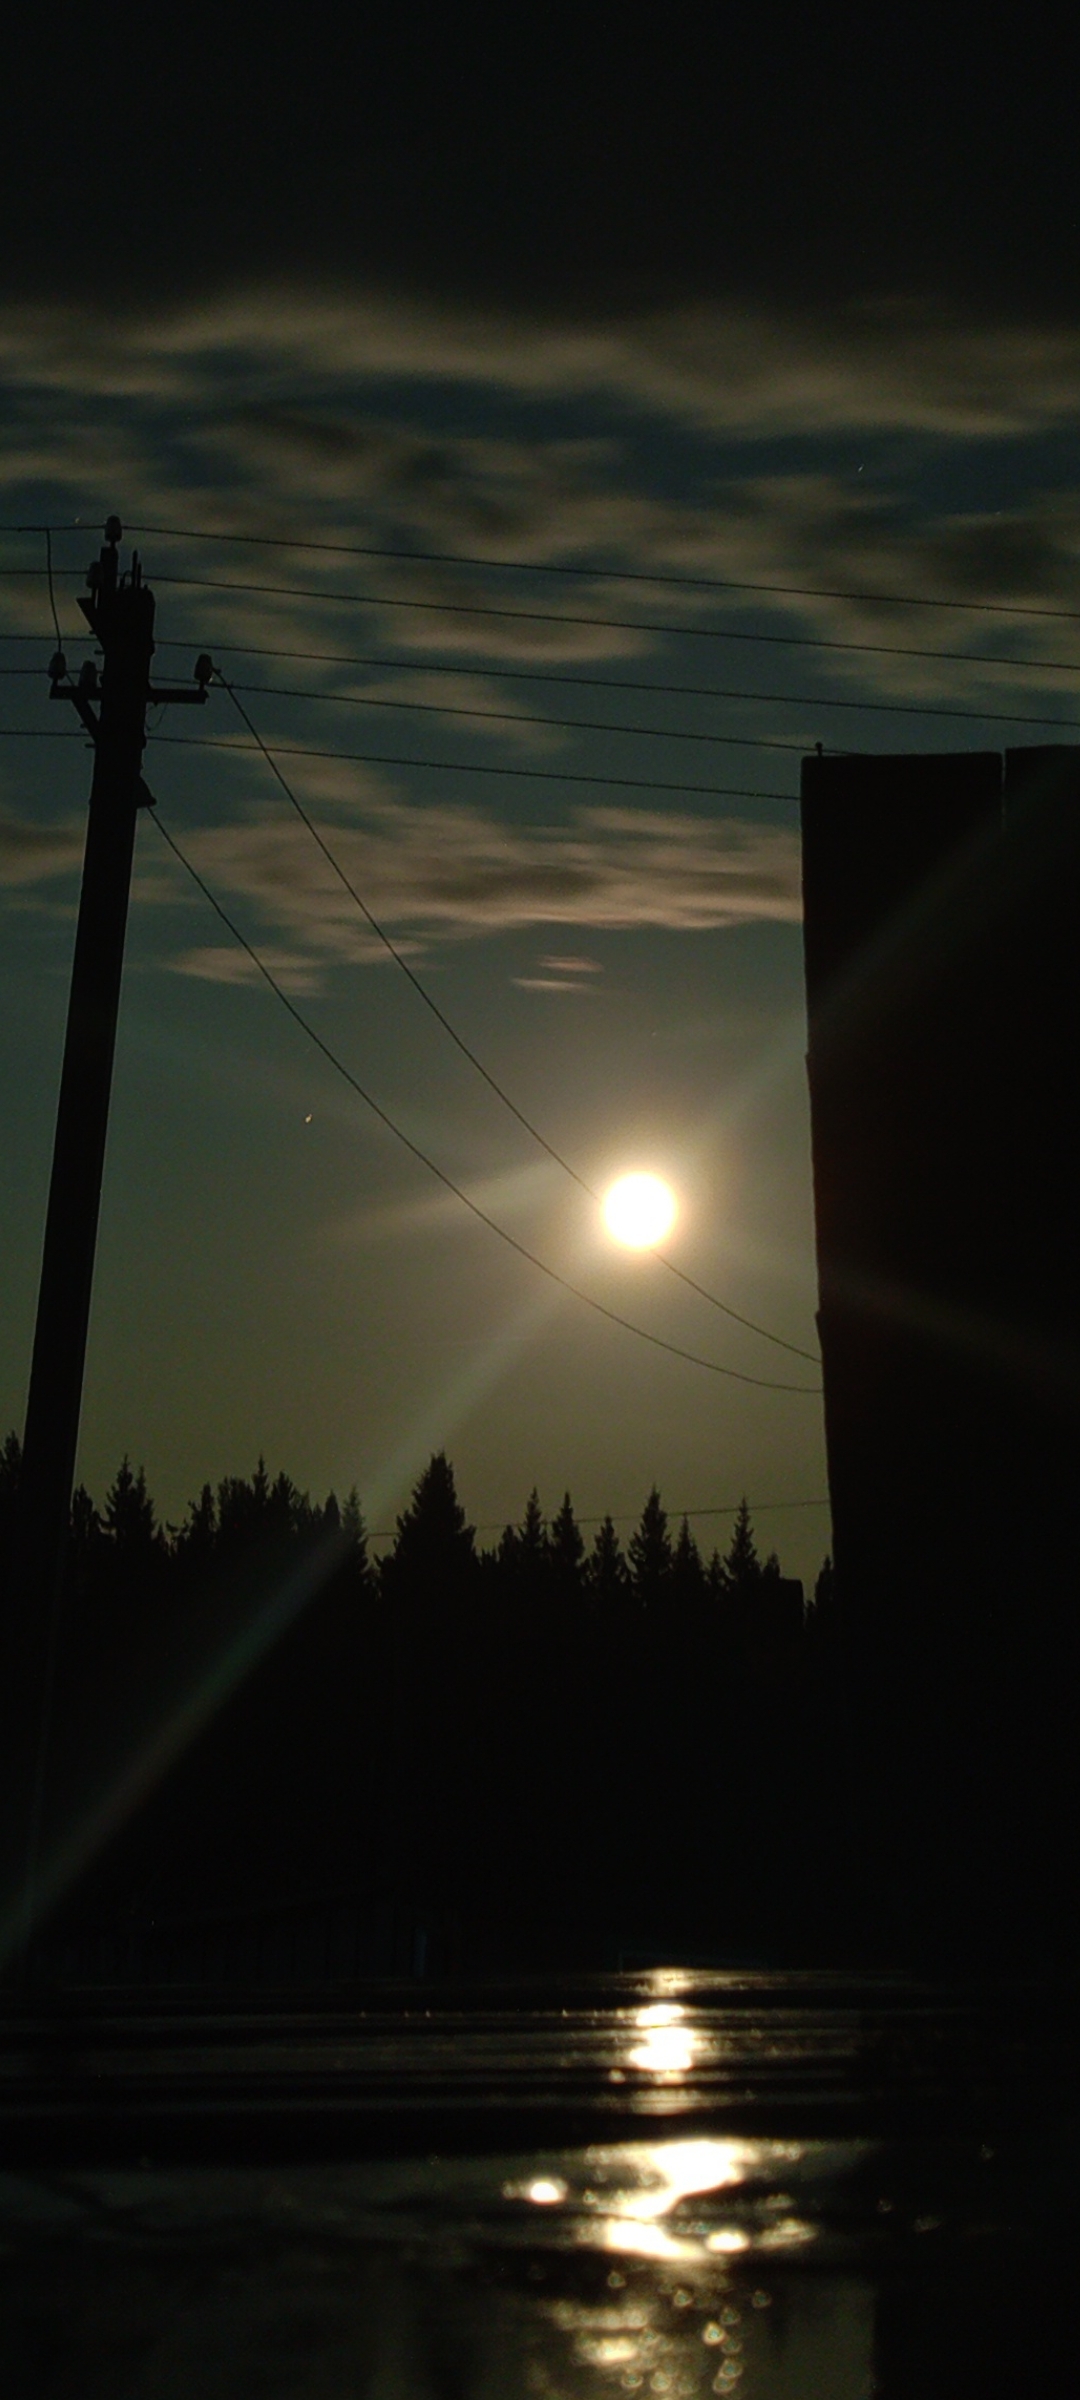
[49,529,211,719]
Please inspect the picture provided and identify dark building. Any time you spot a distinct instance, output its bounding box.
[800,747,1080,1961]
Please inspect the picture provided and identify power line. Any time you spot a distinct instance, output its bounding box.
[367,1494,831,1541]
[223,678,808,755]
[149,810,821,1397]
[588,1496,829,1523]
[6,641,1080,736]
[216,675,819,1366]
[5,519,1080,628]
[148,728,797,804]
[138,572,1080,679]
[158,643,1080,732]
[116,520,1080,627]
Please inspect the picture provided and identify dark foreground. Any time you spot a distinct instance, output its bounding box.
[2,1972,1077,2395]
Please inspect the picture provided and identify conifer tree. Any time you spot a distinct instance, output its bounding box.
[103,1457,158,1556]
[519,1486,546,1561]
[706,1546,727,1601]
[341,1486,365,1546]
[385,1451,475,1591]
[722,1496,761,1598]
[493,1487,548,1603]
[628,1486,673,1609]
[549,1491,585,1600]
[496,1519,520,1575]
[672,1513,705,1604]
[340,1486,375,1595]
[586,1513,629,1604]
[69,1483,99,1550]
[176,1481,217,1569]
[269,1468,301,1538]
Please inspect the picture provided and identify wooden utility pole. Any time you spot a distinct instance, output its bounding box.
[5,517,210,1965]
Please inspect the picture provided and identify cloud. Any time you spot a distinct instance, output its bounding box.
[7,289,1080,439]
[170,944,323,996]
[512,976,599,995]
[142,794,801,982]
[328,668,565,752]
[0,809,82,886]
[6,286,1080,743]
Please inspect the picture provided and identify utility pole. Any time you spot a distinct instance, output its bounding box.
[4,517,210,1966]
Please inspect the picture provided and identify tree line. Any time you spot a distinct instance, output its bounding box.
[0,1431,819,1618]
[1,1435,843,1971]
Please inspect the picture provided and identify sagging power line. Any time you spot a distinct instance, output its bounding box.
[6,645,1080,739]
[150,807,821,1397]
[141,572,1080,678]
[217,679,809,755]
[41,516,1080,628]
[9,560,1080,679]
[213,672,820,1367]
[367,1493,832,1540]
[149,728,796,805]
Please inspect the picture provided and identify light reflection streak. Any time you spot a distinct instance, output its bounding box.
[514,2136,822,2391]
[358,1273,564,1538]
[0,1527,347,1968]
[614,2139,748,2220]
[627,2028,698,2073]
[626,2002,700,2077]
[504,2131,821,2272]
[8,1271,569,1961]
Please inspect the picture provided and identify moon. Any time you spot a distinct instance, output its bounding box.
[602,1171,678,1249]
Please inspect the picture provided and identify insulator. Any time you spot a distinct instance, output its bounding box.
[194,653,214,686]
[77,660,99,694]
[48,651,67,681]
[104,515,122,545]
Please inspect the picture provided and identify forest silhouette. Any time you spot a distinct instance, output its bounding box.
[0,1435,841,1979]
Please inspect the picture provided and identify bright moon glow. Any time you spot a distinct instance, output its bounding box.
[602,1172,678,1249]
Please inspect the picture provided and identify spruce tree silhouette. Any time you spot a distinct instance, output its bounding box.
[103,1458,158,1553]
[628,1487,673,1612]
[378,1455,478,1910]
[585,1515,630,1606]
[508,1488,549,1610]
[101,1457,165,1607]
[0,1424,839,1972]
[722,1496,761,1597]
[813,1554,836,1619]
[549,1493,585,1604]
[383,1452,476,1595]
[341,1487,374,1592]
[672,1515,706,1606]
[173,1481,216,1572]
[519,1487,546,1557]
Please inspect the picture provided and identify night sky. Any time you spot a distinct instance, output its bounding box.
[2,15,1077,1581]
